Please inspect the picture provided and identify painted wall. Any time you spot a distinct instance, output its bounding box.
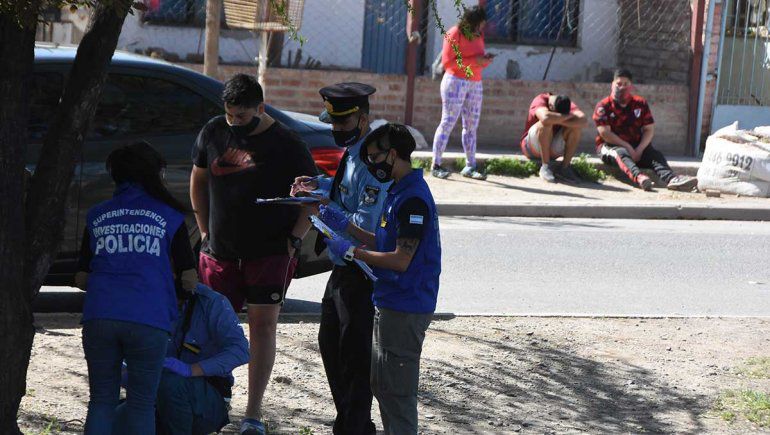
[280,0,367,70]
[116,12,262,64]
[425,0,620,82]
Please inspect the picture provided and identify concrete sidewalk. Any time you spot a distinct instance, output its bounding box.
[413,149,702,176]
[424,165,770,221]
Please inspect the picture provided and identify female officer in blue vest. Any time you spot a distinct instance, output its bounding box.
[75,141,198,434]
[317,123,441,434]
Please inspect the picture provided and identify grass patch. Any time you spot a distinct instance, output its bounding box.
[484,158,538,177]
[412,158,432,170]
[38,417,62,435]
[714,390,770,427]
[454,157,467,171]
[570,153,607,183]
[737,357,770,379]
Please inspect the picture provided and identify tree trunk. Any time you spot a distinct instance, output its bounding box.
[24,0,133,298]
[0,4,39,432]
[0,0,131,431]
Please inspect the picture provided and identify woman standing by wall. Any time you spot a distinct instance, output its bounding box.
[431,5,494,181]
[76,141,197,434]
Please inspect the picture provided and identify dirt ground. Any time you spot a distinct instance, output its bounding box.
[18,314,770,434]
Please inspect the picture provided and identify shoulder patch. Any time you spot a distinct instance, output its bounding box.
[363,185,380,206]
[409,215,424,225]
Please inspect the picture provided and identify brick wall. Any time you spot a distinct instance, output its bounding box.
[180,64,690,155]
[616,0,693,85]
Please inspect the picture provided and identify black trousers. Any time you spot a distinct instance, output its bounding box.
[318,265,376,435]
[600,144,674,184]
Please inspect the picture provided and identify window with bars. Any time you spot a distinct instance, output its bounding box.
[142,0,209,26]
[484,0,580,47]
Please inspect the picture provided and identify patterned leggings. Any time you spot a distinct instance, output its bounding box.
[432,73,483,168]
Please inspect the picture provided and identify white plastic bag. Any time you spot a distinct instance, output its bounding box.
[697,122,770,197]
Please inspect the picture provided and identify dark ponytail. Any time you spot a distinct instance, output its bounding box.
[106,141,190,213]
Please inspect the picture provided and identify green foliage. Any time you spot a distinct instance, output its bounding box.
[268,0,306,46]
[570,153,607,183]
[299,427,315,435]
[714,390,770,427]
[454,157,467,171]
[484,158,538,177]
[412,158,431,170]
[737,357,770,379]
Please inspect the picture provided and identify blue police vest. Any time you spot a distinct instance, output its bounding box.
[82,183,185,332]
[373,170,441,314]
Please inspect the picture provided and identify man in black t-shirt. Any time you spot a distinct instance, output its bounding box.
[190,74,317,435]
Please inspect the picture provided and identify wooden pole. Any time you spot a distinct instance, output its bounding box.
[258,30,269,97]
[404,0,423,125]
[204,0,221,78]
[687,0,707,156]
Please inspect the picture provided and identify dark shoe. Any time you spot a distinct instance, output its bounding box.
[667,175,698,192]
[555,165,581,184]
[637,174,653,191]
[431,164,450,179]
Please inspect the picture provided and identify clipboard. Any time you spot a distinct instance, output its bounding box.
[310,215,378,282]
[254,196,322,205]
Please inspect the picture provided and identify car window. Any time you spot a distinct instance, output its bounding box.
[28,72,64,142]
[89,74,215,139]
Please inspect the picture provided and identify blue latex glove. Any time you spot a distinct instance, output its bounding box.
[163,357,192,377]
[319,205,350,233]
[324,236,353,260]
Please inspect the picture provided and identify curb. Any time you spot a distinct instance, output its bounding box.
[412,151,701,176]
[436,201,770,221]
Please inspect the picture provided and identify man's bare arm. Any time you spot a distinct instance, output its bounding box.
[190,166,209,238]
[353,237,420,273]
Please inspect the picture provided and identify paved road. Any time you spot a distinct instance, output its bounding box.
[39,218,770,316]
[286,217,770,316]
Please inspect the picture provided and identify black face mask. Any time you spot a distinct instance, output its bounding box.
[366,153,394,183]
[332,115,363,147]
[229,115,260,138]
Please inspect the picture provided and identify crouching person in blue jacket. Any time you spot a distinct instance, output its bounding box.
[115,283,249,435]
[317,123,441,435]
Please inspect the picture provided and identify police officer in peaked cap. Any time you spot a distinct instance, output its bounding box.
[292,82,390,434]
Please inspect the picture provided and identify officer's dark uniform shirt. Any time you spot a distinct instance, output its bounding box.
[373,169,441,314]
[80,183,187,332]
[192,116,318,260]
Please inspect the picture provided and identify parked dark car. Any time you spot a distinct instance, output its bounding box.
[30,43,343,285]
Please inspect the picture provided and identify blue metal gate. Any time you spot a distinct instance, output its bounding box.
[362,0,408,74]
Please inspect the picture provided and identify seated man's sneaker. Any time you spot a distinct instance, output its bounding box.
[539,164,556,183]
[240,418,266,435]
[555,165,581,184]
[637,174,653,191]
[431,164,450,179]
[667,175,698,192]
[461,165,487,180]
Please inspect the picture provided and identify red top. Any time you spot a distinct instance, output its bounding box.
[442,25,486,82]
[520,93,580,145]
[592,95,655,149]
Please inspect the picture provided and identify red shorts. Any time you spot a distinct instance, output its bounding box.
[198,252,298,311]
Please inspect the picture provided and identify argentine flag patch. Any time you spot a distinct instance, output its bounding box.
[409,215,424,225]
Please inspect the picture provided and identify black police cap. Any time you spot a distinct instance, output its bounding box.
[318,82,376,124]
